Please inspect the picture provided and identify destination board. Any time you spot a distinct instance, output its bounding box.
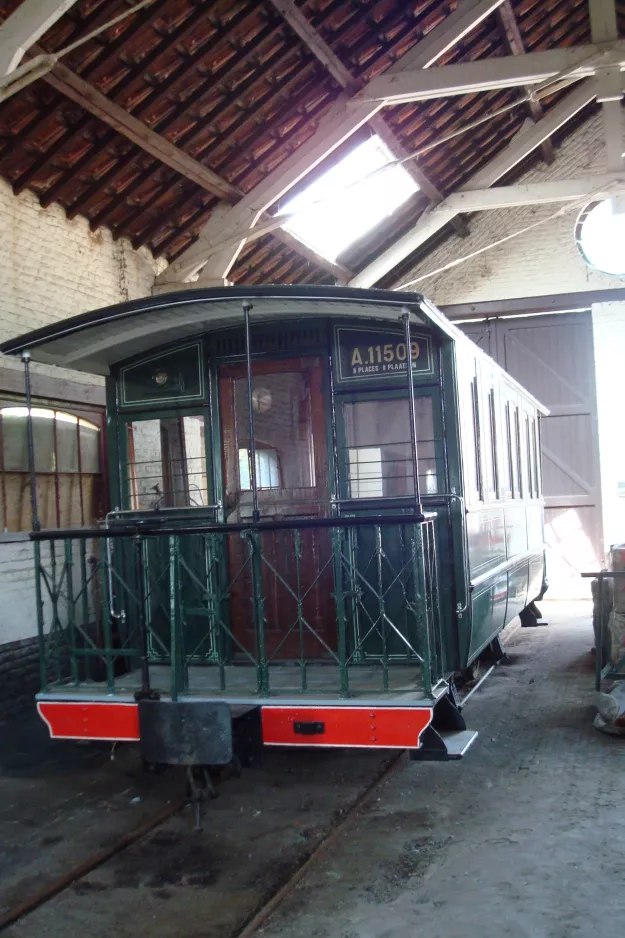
[334,326,433,383]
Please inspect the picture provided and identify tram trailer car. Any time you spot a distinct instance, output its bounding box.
[1,286,547,766]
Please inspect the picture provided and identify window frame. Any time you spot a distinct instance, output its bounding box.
[336,386,446,503]
[119,406,213,514]
[0,395,106,532]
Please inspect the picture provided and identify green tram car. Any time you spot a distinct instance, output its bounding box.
[1,286,547,765]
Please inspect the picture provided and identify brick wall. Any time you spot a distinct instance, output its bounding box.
[0,180,163,713]
[395,115,624,304]
[0,635,41,720]
[0,178,163,389]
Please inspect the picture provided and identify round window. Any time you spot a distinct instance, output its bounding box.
[575,199,625,277]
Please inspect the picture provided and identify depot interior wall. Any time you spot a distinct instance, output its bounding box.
[394,115,621,304]
[0,180,161,696]
[396,114,625,564]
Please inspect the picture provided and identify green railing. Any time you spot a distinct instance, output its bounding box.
[32,514,444,701]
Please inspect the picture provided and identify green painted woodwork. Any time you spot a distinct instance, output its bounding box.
[33,309,546,702]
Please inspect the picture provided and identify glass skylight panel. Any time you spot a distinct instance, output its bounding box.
[279,136,419,262]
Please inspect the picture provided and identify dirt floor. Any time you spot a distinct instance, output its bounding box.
[2,601,622,938]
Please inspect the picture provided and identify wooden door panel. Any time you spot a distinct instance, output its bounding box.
[219,358,335,659]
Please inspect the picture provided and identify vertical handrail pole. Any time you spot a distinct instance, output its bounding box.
[22,352,40,532]
[401,309,423,516]
[242,300,260,523]
[134,534,153,698]
[22,353,47,687]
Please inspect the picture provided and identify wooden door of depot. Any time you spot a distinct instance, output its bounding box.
[460,312,602,596]
[219,358,335,660]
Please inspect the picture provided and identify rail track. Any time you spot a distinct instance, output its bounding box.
[0,750,405,936]
[0,631,518,936]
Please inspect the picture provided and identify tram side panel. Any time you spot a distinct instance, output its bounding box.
[454,341,546,666]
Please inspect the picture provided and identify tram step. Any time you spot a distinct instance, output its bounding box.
[409,727,478,762]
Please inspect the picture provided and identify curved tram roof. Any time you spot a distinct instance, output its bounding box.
[0,285,547,413]
[0,285,432,375]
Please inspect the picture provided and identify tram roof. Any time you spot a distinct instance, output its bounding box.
[0,285,437,374]
[0,285,547,412]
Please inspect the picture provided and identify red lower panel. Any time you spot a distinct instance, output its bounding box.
[261,706,433,749]
[37,700,140,741]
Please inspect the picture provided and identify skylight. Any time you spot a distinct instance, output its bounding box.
[278,136,419,263]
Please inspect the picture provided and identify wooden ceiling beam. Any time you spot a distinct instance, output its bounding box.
[496,0,554,163]
[42,59,242,203]
[266,0,469,238]
[37,54,352,281]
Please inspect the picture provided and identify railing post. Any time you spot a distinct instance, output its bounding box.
[294,529,307,691]
[134,534,156,699]
[412,523,433,698]
[64,538,79,686]
[248,530,268,695]
[99,536,115,693]
[332,526,349,699]
[80,540,91,682]
[169,534,187,700]
[33,540,47,691]
[375,525,389,692]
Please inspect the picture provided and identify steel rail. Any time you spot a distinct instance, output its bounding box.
[0,796,187,932]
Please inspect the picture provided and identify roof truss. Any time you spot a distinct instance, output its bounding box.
[0,0,78,75]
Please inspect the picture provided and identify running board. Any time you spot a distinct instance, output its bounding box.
[409,726,479,761]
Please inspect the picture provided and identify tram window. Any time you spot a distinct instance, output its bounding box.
[471,377,484,501]
[515,408,525,499]
[238,446,280,490]
[0,402,103,531]
[232,373,315,491]
[127,415,208,510]
[524,416,533,497]
[501,401,512,499]
[480,382,497,501]
[342,397,438,499]
[508,402,520,498]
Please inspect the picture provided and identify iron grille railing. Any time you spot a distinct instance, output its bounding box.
[32,514,444,702]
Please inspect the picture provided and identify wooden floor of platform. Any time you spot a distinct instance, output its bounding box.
[41,662,440,705]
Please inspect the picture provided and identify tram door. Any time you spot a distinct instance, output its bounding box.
[219,359,335,659]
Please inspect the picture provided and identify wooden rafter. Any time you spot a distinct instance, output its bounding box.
[31,49,353,282]
[496,0,554,164]
[266,0,469,238]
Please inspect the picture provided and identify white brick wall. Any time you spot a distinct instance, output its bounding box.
[396,115,625,304]
[0,180,164,647]
[397,114,625,564]
[0,178,164,387]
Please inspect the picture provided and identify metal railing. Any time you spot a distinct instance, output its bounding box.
[32,513,444,702]
[582,569,625,691]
